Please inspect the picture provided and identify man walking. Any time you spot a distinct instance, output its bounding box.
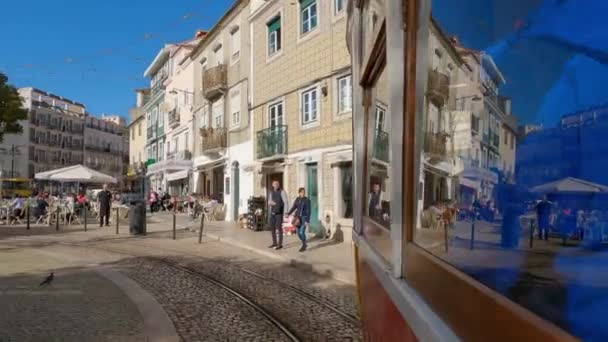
[98,184,112,227]
[287,187,311,252]
[268,180,288,250]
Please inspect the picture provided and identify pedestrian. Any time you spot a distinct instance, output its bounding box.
[268,180,289,250]
[536,195,552,240]
[287,187,311,252]
[98,184,112,227]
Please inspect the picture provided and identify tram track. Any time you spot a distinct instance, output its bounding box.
[86,238,361,326]
[2,234,361,340]
[54,240,302,342]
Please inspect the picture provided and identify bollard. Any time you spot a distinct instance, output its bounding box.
[444,224,449,253]
[115,208,119,234]
[84,206,87,232]
[470,217,475,250]
[26,205,30,230]
[172,212,177,240]
[529,219,534,249]
[198,212,205,244]
[55,208,60,231]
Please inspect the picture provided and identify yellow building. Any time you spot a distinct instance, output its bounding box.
[249,0,353,237]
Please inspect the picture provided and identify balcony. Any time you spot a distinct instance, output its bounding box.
[427,70,450,107]
[167,150,192,161]
[423,131,448,157]
[256,125,287,159]
[373,129,389,163]
[202,64,227,100]
[168,108,180,128]
[201,127,227,155]
[147,127,154,140]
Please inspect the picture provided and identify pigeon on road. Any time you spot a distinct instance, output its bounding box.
[39,272,54,286]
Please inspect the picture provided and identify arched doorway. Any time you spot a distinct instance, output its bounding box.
[232,161,240,221]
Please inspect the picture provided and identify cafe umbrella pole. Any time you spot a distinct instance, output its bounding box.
[198,212,204,244]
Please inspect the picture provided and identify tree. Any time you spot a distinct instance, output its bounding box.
[0,72,27,143]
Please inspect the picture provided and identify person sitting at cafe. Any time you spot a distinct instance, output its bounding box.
[11,195,25,219]
[34,195,49,219]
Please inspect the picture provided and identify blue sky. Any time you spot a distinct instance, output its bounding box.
[0,0,233,119]
[433,0,608,126]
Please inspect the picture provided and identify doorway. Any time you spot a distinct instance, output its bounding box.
[212,167,224,203]
[306,163,319,233]
[232,161,240,221]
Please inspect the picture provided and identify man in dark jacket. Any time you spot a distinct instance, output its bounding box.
[268,180,289,250]
[98,184,112,227]
[287,187,311,252]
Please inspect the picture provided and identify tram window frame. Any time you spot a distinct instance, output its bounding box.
[397,0,577,341]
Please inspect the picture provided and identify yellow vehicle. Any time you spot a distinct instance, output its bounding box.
[0,178,32,198]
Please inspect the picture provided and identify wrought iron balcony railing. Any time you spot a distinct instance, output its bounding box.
[256,125,287,159]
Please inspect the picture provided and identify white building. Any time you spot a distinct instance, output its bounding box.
[191,0,253,221]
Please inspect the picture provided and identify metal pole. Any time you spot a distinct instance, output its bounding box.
[55,207,60,231]
[198,212,204,244]
[26,204,30,230]
[529,219,534,249]
[115,207,119,234]
[172,211,176,240]
[84,205,87,232]
[470,215,476,250]
[10,145,14,181]
[444,224,448,253]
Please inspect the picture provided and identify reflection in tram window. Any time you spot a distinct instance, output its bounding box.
[363,62,392,263]
[413,0,608,340]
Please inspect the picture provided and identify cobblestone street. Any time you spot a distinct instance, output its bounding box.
[0,222,362,341]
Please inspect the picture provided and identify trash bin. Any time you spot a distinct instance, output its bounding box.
[130,201,146,235]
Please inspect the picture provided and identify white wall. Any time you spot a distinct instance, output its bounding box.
[225,139,254,221]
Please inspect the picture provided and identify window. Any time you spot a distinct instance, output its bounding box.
[200,106,209,129]
[166,142,170,157]
[301,87,319,125]
[363,63,392,262]
[151,108,157,126]
[212,101,223,128]
[230,28,240,62]
[131,128,135,141]
[510,133,515,149]
[158,142,164,161]
[152,145,157,160]
[374,104,386,132]
[230,89,241,127]
[300,0,318,35]
[267,16,281,56]
[269,102,283,127]
[183,92,190,106]
[214,44,223,66]
[334,0,345,15]
[337,75,352,113]
[158,109,164,127]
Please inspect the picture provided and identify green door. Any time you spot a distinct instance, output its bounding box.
[306,163,319,233]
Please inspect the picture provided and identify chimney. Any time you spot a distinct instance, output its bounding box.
[195,30,207,39]
[450,36,460,46]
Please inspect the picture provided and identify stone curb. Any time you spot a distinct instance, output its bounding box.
[203,232,355,285]
[97,266,180,342]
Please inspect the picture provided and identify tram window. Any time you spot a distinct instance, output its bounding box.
[363,63,392,263]
[410,0,608,340]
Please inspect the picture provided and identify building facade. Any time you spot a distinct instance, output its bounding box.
[191,0,252,222]
[17,88,86,178]
[83,115,127,184]
[249,0,353,235]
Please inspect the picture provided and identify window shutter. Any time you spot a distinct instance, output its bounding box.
[267,16,281,32]
[300,0,316,8]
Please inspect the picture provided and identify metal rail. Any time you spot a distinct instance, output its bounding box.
[58,241,301,342]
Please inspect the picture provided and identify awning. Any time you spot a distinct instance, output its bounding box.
[166,170,190,182]
[460,178,480,190]
[195,159,226,172]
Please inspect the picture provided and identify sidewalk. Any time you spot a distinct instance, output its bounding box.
[150,212,356,284]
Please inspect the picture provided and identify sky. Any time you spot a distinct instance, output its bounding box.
[0,0,234,119]
[433,0,608,127]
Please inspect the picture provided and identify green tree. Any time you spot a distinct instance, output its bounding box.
[0,72,27,143]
